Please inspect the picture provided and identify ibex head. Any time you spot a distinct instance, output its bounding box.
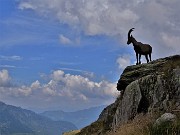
[127,28,135,45]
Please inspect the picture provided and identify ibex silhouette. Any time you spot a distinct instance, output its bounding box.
[127,28,152,65]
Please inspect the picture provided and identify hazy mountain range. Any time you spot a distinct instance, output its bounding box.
[0,101,77,135]
[40,105,106,129]
[0,101,106,135]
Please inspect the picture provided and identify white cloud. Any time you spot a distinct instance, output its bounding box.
[0,70,11,86]
[18,0,180,58]
[44,70,118,99]
[18,0,139,36]
[51,70,64,81]
[0,69,119,110]
[59,34,72,44]
[116,55,131,70]
[31,80,41,89]
[16,85,33,97]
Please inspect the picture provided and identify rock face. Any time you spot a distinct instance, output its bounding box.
[77,55,180,135]
[113,55,180,128]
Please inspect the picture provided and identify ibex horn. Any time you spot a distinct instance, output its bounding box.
[128,28,135,38]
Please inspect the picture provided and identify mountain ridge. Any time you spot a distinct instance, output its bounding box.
[0,101,77,135]
[40,105,106,129]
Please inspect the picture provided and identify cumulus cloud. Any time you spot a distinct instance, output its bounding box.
[0,69,119,110]
[18,0,180,58]
[44,70,118,99]
[31,80,41,89]
[116,55,131,70]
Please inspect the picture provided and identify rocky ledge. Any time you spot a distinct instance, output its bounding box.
[77,55,180,135]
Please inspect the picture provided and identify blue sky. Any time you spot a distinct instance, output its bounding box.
[0,0,128,82]
[0,0,179,112]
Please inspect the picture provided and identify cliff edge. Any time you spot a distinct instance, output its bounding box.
[77,55,180,135]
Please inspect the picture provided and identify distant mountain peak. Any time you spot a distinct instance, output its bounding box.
[0,102,77,135]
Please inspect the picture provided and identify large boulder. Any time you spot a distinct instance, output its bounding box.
[155,113,177,126]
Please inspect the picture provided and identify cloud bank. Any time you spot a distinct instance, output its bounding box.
[0,69,118,111]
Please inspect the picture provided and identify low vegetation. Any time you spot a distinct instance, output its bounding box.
[106,114,154,135]
[107,112,180,135]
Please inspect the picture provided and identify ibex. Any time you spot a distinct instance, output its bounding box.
[127,28,152,65]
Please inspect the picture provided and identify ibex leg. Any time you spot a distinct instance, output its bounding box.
[139,54,141,64]
[136,53,138,65]
[145,55,149,63]
[149,53,152,61]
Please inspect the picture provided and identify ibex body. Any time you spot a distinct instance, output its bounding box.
[127,28,152,65]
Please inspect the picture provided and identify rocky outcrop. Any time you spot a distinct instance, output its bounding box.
[113,55,180,128]
[77,55,180,135]
[117,55,180,91]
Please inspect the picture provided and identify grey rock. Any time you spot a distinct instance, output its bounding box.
[155,113,177,126]
[113,80,142,126]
